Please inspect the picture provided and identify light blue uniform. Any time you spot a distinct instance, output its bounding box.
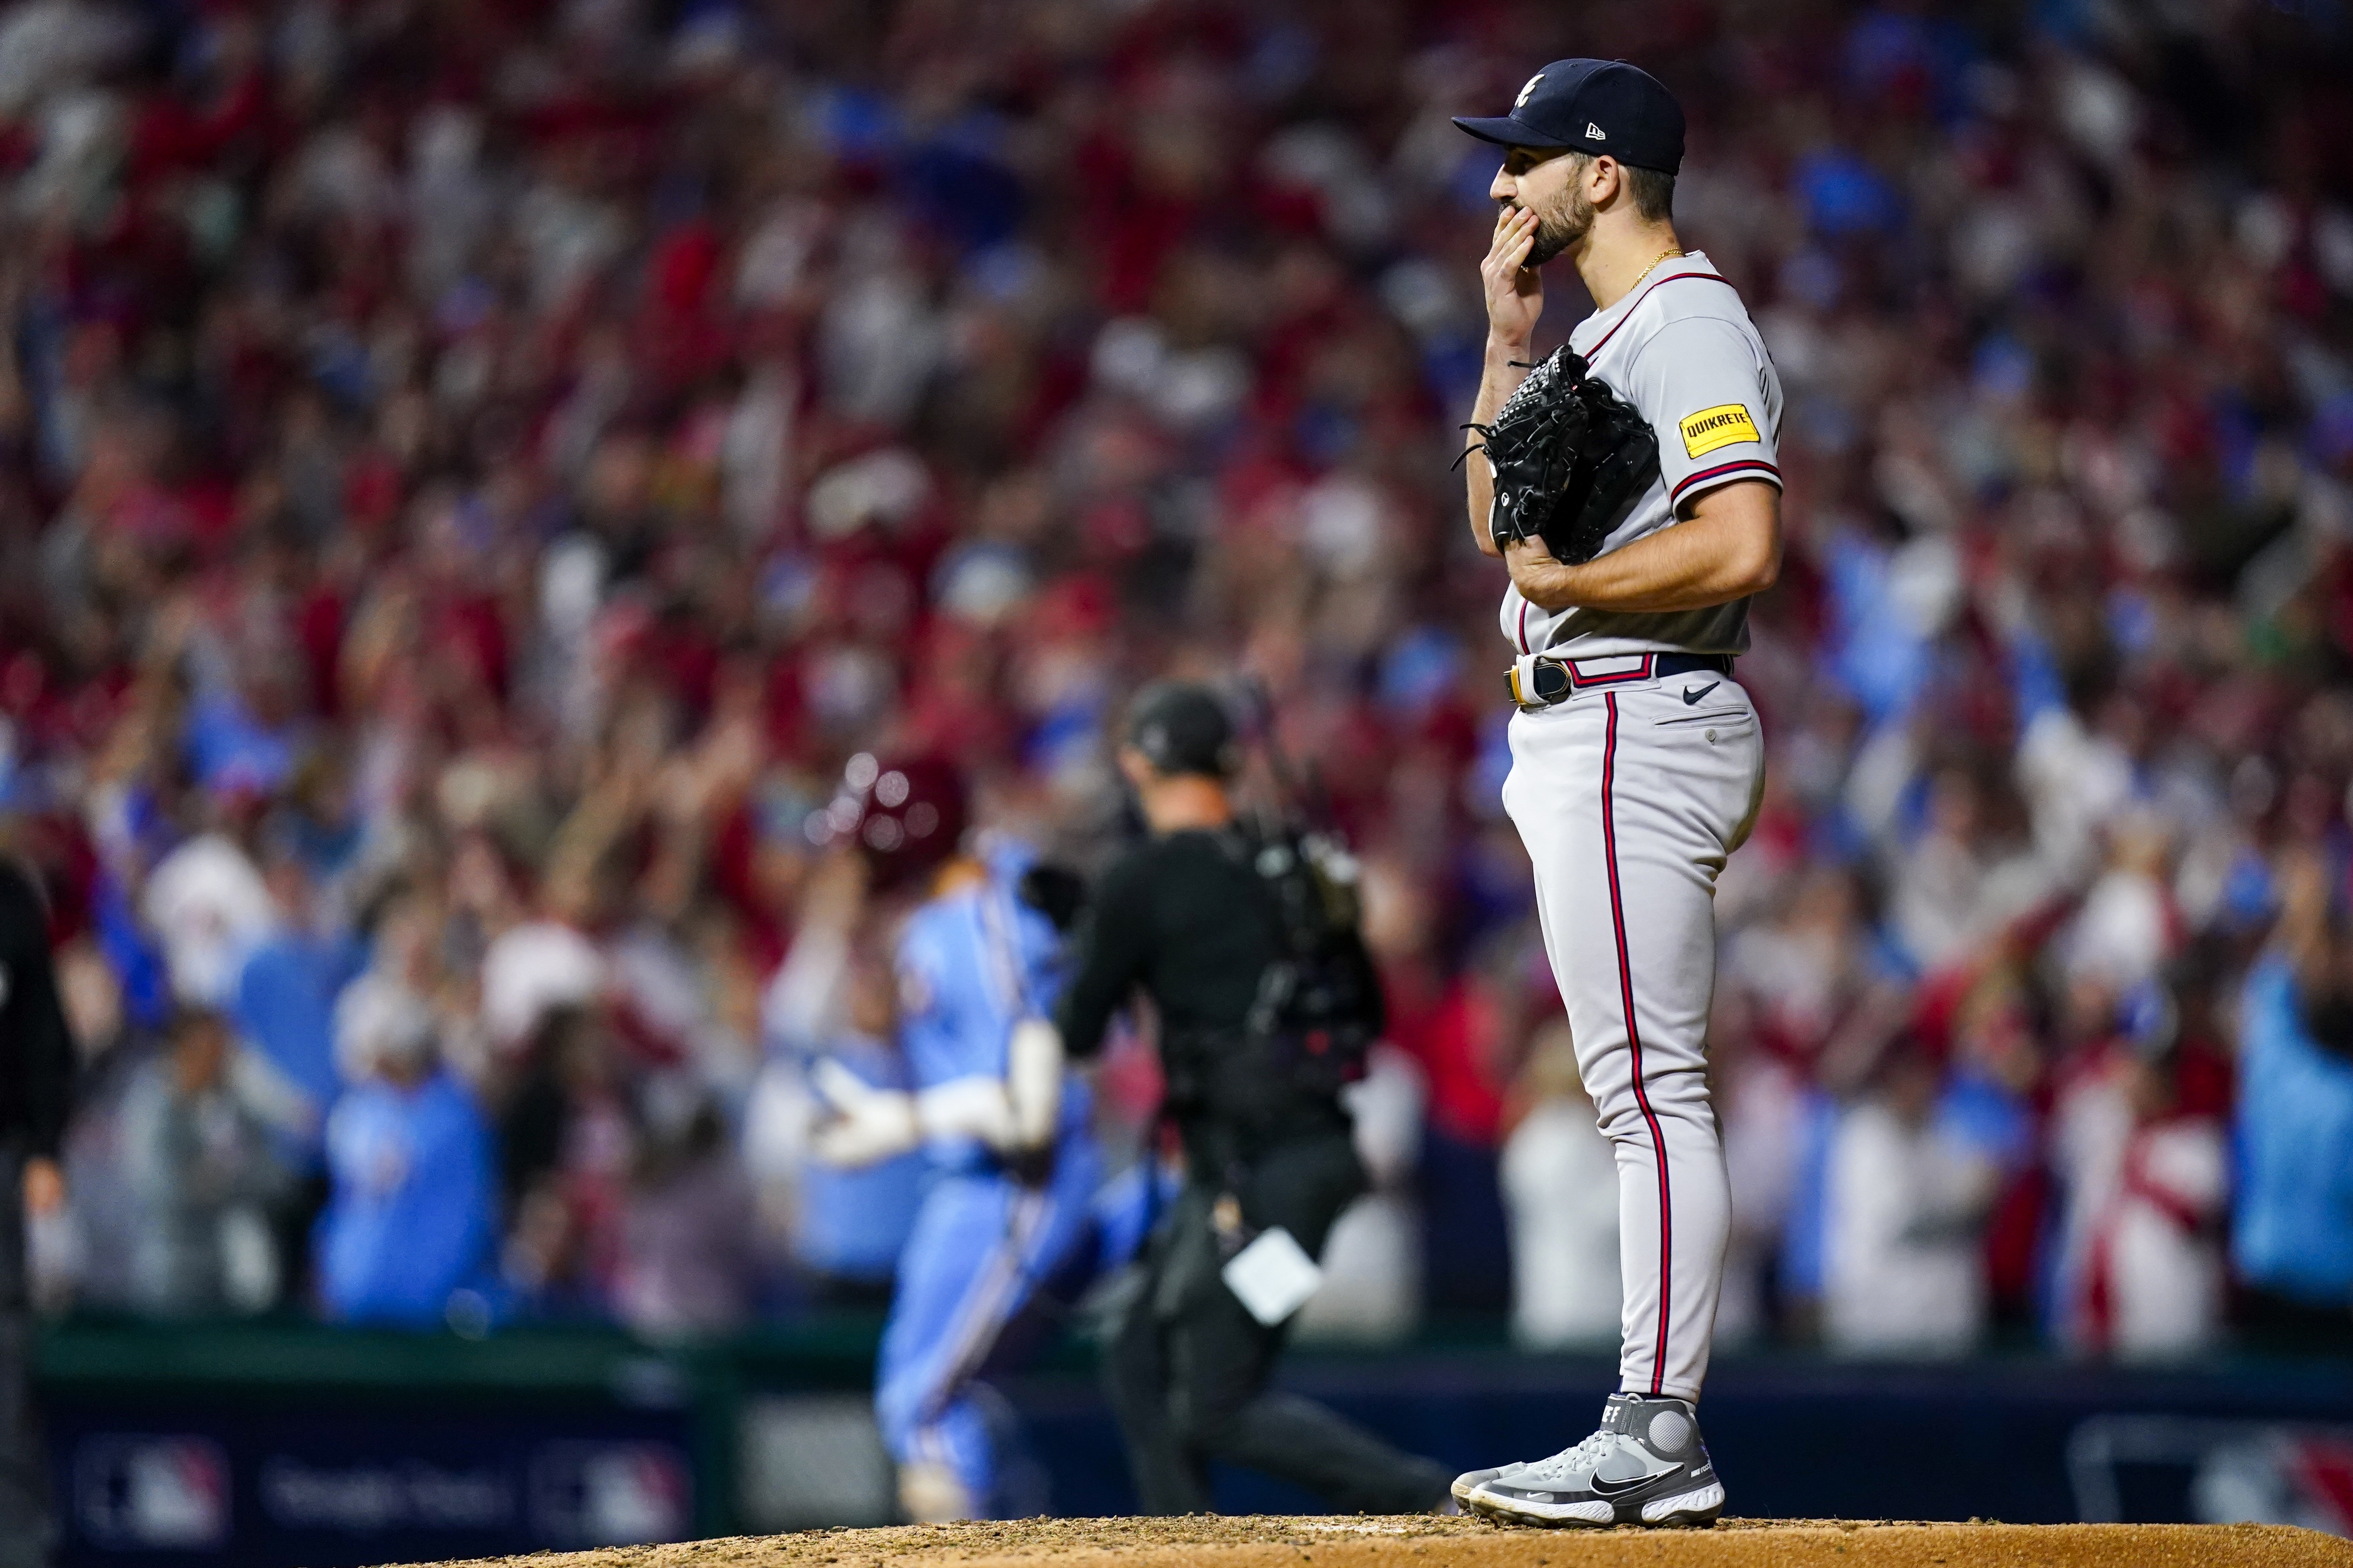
[2233,956,2353,1304]
[871,843,1102,1515]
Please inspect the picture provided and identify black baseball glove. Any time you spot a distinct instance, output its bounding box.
[1459,348,1660,564]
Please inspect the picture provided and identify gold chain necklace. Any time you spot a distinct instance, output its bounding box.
[1625,246,1684,294]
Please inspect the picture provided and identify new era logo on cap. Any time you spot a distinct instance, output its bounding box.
[1586,122,1606,140]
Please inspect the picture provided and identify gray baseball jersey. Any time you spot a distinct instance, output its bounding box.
[1498,251,1783,660]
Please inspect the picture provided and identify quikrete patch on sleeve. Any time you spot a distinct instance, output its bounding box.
[1678,403,1760,458]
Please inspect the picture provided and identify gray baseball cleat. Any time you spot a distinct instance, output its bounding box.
[1457,1393,1724,1528]
[1449,1465,1505,1510]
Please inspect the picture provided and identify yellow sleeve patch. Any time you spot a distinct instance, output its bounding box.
[1678,403,1760,458]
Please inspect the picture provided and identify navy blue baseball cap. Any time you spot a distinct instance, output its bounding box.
[1453,59,1685,175]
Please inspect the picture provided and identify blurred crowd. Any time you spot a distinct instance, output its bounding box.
[1,0,2352,1358]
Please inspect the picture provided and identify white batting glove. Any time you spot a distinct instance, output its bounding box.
[908,1019,1065,1156]
[810,1058,921,1168]
[1006,1016,1064,1152]
[912,1076,1018,1148]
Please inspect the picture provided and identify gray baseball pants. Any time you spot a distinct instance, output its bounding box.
[1501,658,1765,1401]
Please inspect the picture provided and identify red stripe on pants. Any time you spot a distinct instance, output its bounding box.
[1601,692,1673,1395]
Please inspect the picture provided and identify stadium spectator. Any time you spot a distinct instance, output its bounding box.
[617,1091,757,1338]
[1713,864,1909,1341]
[38,938,136,1313]
[496,1004,641,1316]
[117,1006,293,1316]
[2067,1049,2230,1360]
[2232,856,2353,1344]
[1298,1041,1426,1345]
[1821,1045,1999,1357]
[314,984,496,1326]
[2050,978,2232,1359]
[230,845,366,1137]
[139,820,277,1008]
[1499,1020,1618,1350]
[1396,930,1527,1317]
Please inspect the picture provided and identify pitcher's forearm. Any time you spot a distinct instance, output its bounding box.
[1465,337,1536,557]
[1508,483,1782,614]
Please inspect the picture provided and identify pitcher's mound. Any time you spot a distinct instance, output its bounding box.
[386,1514,2351,1568]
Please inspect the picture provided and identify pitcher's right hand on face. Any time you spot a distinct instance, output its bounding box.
[1482,205,1545,348]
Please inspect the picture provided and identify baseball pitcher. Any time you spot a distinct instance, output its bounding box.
[1447,60,1780,1528]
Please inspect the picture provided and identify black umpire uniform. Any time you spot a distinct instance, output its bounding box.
[0,859,73,1566]
[1055,686,1448,1515]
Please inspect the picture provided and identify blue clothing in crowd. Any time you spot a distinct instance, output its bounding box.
[315,1070,498,1326]
[183,689,297,796]
[233,931,368,1116]
[2233,956,2353,1305]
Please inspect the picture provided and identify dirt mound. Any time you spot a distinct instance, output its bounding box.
[384,1514,2352,1568]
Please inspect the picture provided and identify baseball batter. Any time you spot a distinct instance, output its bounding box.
[1446,61,1780,1528]
[804,757,1102,1521]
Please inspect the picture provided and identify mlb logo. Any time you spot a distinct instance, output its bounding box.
[74,1435,232,1550]
[2071,1414,2353,1533]
[528,1440,692,1546]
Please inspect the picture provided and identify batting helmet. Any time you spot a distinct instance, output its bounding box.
[832,753,969,891]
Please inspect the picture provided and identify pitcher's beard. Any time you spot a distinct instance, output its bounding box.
[1521,193,1593,268]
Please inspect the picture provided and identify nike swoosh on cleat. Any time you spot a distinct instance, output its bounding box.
[1586,1470,1672,1498]
[1681,682,1720,705]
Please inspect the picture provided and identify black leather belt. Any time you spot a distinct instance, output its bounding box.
[1507,652,1734,710]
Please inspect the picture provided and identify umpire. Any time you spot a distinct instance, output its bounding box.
[1053,683,1449,1515]
[0,855,73,1566]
